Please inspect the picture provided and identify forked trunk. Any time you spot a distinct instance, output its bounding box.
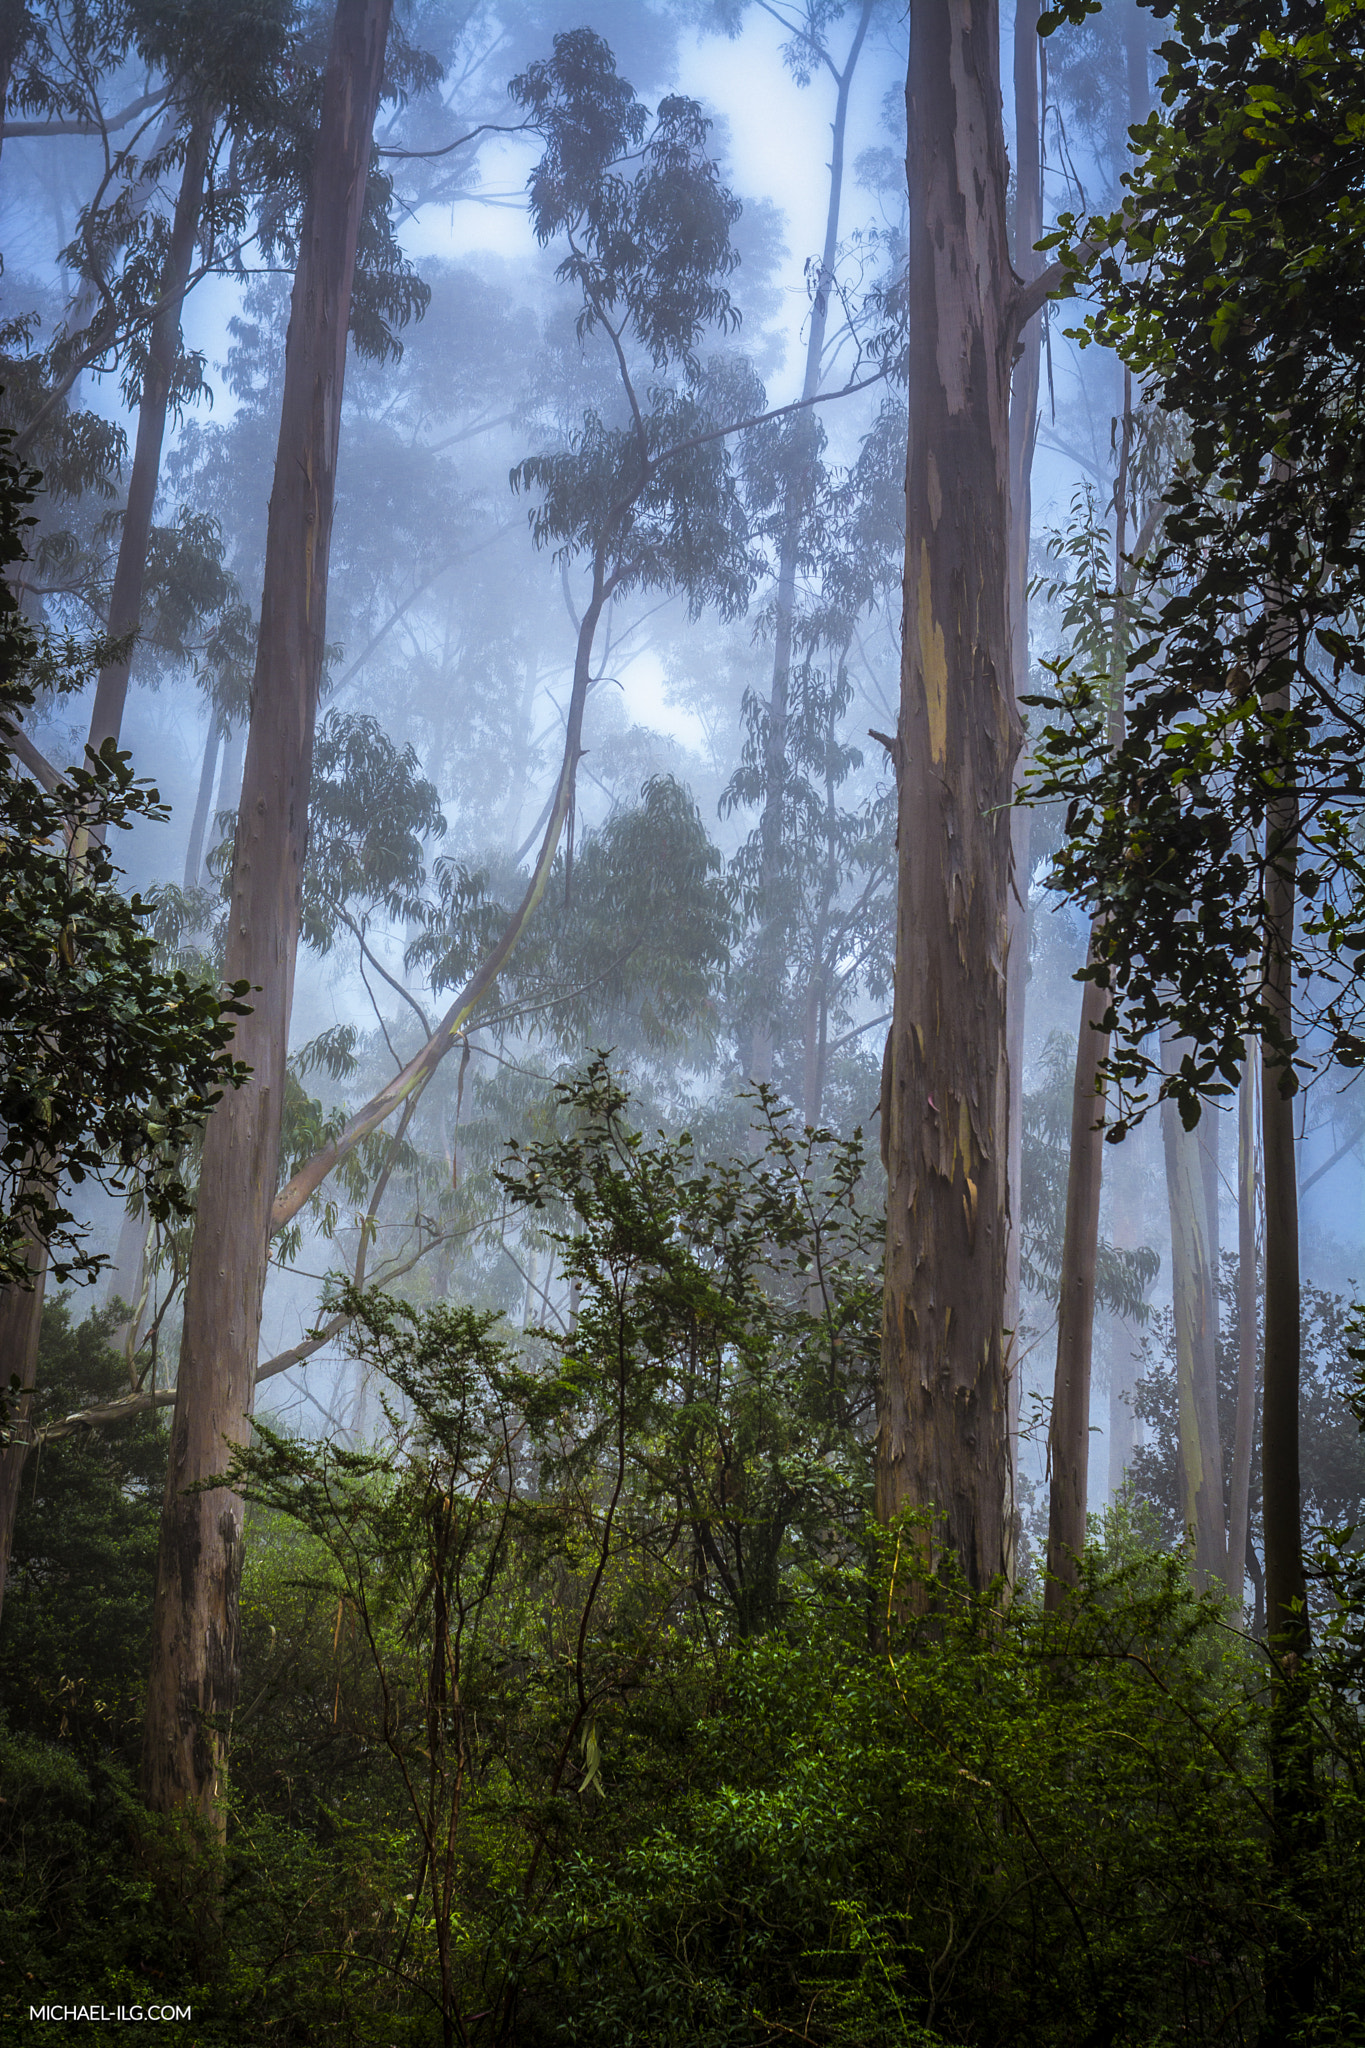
[877,1,1020,1592]
[140,0,394,1820]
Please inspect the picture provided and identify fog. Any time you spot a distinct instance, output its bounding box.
[4,0,1362,1583]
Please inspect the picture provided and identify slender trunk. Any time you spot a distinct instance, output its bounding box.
[1044,960,1108,1600]
[1260,657,1316,2031]
[214,718,245,826]
[1004,0,1043,1513]
[1261,830,1305,1652]
[140,0,394,1821]
[183,712,223,890]
[1228,1037,1259,1616]
[0,114,211,1598]
[0,1223,43,1628]
[751,0,873,1080]
[877,2,1019,1591]
[1044,373,1136,1603]
[1108,1111,1153,1497]
[1160,1042,1228,1589]
[87,102,216,755]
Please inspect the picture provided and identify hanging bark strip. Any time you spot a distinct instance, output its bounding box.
[140,0,394,1821]
[877,1,1100,1593]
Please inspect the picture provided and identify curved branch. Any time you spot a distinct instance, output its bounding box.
[3,87,169,140]
[270,576,609,1233]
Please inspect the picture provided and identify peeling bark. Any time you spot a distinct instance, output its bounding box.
[877,1,1020,1591]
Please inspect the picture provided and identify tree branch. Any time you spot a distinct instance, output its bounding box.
[3,87,169,140]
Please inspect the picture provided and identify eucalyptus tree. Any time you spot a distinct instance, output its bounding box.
[1033,0,1365,2019]
[874,1,1079,1593]
[0,437,244,1626]
[269,27,770,1232]
[140,0,401,1824]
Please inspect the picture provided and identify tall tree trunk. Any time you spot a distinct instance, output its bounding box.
[0,1223,44,1627]
[1260,660,1316,2029]
[1044,373,1135,1604]
[183,711,224,890]
[750,0,873,1082]
[87,100,215,754]
[1261,896,1305,1655]
[1044,957,1109,1600]
[877,1,1020,1591]
[1228,1035,1258,1616]
[140,0,394,1821]
[1004,0,1043,1511]
[1107,1108,1153,1497]
[0,98,216,1636]
[1160,1041,1228,1589]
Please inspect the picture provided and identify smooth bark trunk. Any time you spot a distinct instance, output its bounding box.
[877,2,1020,1591]
[183,712,223,890]
[1160,1041,1228,1589]
[1044,958,1108,1600]
[140,0,394,1820]
[1260,670,1317,2031]
[1004,0,1043,1502]
[1044,371,1137,1602]
[87,102,216,754]
[1261,839,1306,1652]
[750,0,872,1080]
[0,110,214,1603]
[1228,1040,1258,1617]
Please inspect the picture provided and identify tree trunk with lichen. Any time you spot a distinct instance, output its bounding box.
[877,0,1020,1592]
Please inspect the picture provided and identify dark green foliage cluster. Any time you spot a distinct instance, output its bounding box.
[1028,1,1365,1127]
[0,1297,163,1751]
[0,440,247,1287]
[4,1076,1365,2043]
[1132,1263,1365,1580]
